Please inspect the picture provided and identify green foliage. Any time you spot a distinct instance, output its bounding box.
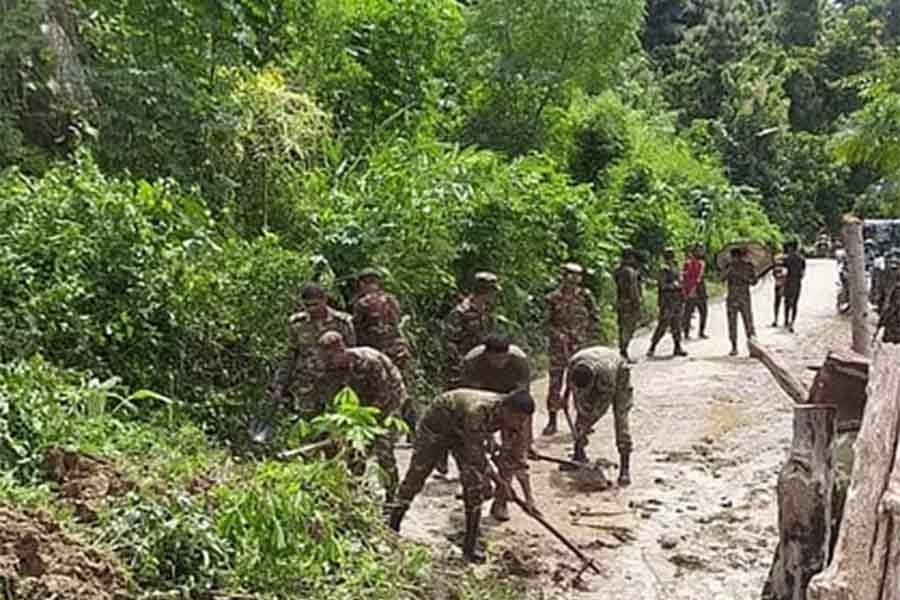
[215,460,429,598]
[460,0,645,155]
[205,67,332,233]
[100,492,233,595]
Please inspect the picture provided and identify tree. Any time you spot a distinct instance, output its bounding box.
[459,0,645,156]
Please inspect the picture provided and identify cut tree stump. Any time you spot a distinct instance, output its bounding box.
[763,404,837,600]
[842,216,871,357]
[807,343,900,600]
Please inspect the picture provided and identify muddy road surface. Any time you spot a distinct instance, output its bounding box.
[397,259,846,599]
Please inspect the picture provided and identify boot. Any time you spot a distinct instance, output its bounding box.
[490,499,510,522]
[729,342,738,357]
[673,345,688,357]
[462,510,485,563]
[617,452,632,487]
[559,444,588,471]
[388,505,407,532]
[542,412,558,436]
[435,451,449,476]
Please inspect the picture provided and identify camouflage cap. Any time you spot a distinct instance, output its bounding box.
[474,271,500,289]
[622,246,640,260]
[356,267,382,281]
[562,262,584,275]
[317,331,345,348]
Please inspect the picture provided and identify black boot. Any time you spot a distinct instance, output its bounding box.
[435,451,449,476]
[462,509,485,563]
[388,505,407,532]
[560,443,588,471]
[673,344,688,357]
[542,412,558,436]
[618,452,632,487]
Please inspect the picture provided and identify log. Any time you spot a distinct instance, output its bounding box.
[763,404,837,600]
[808,343,900,600]
[842,217,871,357]
[749,337,810,404]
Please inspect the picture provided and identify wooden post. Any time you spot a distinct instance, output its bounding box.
[808,344,900,600]
[763,404,837,600]
[842,216,871,357]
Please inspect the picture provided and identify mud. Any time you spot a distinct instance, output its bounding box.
[42,447,134,522]
[0,505,128,600]
[398,260,845,599]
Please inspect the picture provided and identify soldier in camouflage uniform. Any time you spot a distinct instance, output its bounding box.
[614,248,642,363]
[352,268,415,436]
[444,272,499,389]
[269,284,356,415]
[559,346,633,486]
[436,272,498,475]
[542,263,597,436]
[461,333,536,521]
[317,331,406,503]
[723,246,759,356]
[647,248,687,358]
[389,389,536,563]
[874,252,900,314]
[876,277,900,344]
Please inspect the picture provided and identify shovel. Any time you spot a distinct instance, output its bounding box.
[248,392,285,445]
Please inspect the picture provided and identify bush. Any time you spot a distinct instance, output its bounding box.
[215,460,429,598]
[0,158,313,435]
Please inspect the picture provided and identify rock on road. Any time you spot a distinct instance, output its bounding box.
[397,259,844,600]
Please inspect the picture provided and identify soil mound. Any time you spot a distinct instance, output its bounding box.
[0,505,129,600]
[42,447,134,522]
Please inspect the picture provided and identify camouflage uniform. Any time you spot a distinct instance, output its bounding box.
[462,345,531,512]
[724,259,758,348]
[327,346,406,500]
[614,260,642,358]
[879,283,900,344]
[649,262,684,352]
[352,289,414,423]
[545,285,597,413]
[273,307,356,415]
[875,264,900,314]
[568,346,633,455]
[445,297,495,390]
[395,389,505,512]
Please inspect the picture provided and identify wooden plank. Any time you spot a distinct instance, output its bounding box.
[749,337,809,404]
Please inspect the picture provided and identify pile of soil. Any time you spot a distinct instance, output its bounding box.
[0,505,129,600]
[42,447,134,522]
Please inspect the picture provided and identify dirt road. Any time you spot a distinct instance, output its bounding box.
[398,259,844,599]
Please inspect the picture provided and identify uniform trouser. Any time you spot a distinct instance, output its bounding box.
[784,285,801,325]
[682,295,708,336]
[727,296,756,346]
[390,351,416,432]
[547,334,580,412]
[773,287,784,323]
[651,299,683,348]
[350,430,398,501]
[396,422,490,512]
[618,309,640,356]
[574,389,634,455]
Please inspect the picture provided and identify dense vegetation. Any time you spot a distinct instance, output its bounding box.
[1,0,898,597]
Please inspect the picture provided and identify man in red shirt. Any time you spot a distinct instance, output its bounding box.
[681,244,709,340]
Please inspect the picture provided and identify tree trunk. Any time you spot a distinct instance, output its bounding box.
[763,404,837,600]
[807,344,900,600]
[842,216,871,357]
